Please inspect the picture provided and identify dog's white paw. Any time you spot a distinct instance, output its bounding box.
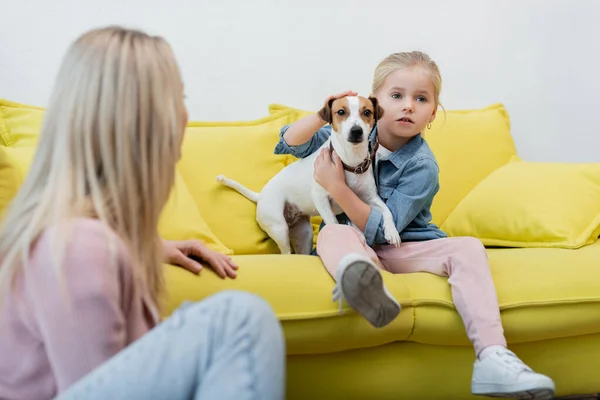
[383,221,401,247]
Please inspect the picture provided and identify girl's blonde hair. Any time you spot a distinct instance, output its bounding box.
[0,26,185,309]
[372,51,443,108]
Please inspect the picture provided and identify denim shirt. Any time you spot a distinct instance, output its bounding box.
[274,124,448,247]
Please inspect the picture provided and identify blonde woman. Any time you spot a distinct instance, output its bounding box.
[0,26,285,400]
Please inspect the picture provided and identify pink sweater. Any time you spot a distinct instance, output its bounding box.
[0,218,159,400]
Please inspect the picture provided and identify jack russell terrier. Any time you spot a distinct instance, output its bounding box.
[216,96,401,255]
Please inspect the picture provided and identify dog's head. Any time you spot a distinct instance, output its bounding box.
[318,96,384,145]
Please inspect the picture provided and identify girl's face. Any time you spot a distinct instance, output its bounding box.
[375,66,437,149]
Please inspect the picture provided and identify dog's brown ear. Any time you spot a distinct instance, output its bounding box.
[318,98,334,124]
[369,96,385,121]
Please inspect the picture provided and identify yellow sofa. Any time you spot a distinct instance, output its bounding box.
[1,98,600,399]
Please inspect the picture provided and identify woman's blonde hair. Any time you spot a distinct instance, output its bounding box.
[0,26,185,309]
[372,51,443,108]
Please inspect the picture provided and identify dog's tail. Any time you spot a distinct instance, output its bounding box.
[216,174,260,203]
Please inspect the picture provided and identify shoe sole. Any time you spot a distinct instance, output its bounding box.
[472,384,554,399]
[340,259,400,328]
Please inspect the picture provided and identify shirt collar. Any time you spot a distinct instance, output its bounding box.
[369,126,424,168]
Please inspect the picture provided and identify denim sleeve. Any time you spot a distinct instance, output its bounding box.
[273,124,332,159]
[364,157,439,246]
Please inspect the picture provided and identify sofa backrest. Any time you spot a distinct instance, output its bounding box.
[268,103,518,227]
[0,98,518,255]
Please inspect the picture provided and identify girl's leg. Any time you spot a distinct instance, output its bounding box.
[56,290,286,400]
[374,237,555,399]
[316,224,400,328]
[375,236,505,354]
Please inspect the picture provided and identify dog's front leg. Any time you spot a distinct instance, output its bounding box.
[312,185,339,226]
[368,196,401,247]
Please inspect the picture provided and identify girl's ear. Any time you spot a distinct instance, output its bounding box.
[429,106,438,123]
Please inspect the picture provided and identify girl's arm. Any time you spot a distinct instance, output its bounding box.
[328,182,371,231]
[282,113,328,146]
[315,151,439,245]
[363,158,440,246]
[314,149,371,231]
[274,90,357,159]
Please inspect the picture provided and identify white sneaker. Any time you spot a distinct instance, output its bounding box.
[471,347,555,399]
[332,253,400,328]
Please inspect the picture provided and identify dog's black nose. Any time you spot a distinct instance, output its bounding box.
[348,126,364,143]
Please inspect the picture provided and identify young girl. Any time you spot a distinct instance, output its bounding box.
[0,26,285,400]
[275,51,555,399]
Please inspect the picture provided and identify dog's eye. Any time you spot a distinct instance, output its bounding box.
[363,109,372,117]
[336,109,345,116]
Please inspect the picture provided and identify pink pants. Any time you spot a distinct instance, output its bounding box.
[316,224,507,355]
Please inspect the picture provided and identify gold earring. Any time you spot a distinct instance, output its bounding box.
[427,122,432,129]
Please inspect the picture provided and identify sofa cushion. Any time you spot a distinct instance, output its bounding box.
[163,254,415,355]
[0,98,231,254]
[0,98,44,147]
[0,146,22,217]
[405,240,600,347]
[158,168,233,254]
[442,157,600,248]
[267,103,518,228]
[177,110,297,255]
[164,241,600,354]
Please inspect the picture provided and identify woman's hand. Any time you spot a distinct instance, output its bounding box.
[314,147,346,194]
[162,239,238,279]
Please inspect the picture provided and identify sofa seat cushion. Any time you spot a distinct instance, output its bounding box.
[406,240,600,348]
[164,243,600,355]
[163,254,415,355]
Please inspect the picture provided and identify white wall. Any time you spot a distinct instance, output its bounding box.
[1,0,599,162]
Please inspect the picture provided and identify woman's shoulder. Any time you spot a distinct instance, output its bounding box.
[30,218,134,289]
[36,217,128,257]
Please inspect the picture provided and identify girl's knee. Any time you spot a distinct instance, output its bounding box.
[460,236,485,250]
[453,236,488,262]
[317,224,363,248]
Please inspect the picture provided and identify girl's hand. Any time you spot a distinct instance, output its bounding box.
[314,147,346,193]
[162,239,238,279]
[324,90,358,106]
[318,90,358,123]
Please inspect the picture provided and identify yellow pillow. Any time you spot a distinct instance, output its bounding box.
[177,110,296,255]
[0,98,45,147]
[268,102,517,235]
[0,146,22,218]
[0,98,232,255]
[268,103,313,121]
[159,168,233,254]
[441,157,600,248]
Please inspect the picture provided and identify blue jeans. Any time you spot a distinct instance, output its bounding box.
[56,291,286,400]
